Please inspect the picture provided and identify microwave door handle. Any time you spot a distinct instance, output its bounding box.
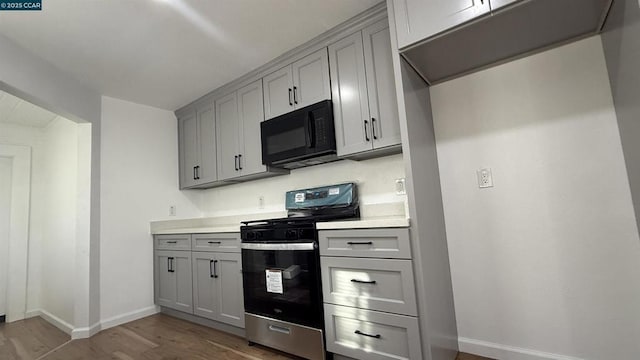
[307,111,315,148]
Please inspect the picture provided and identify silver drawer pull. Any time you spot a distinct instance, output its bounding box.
[351,279,377,285]
[166,241,177,244]
[355,330,381,339]
[268,324,291,335]
[347,241,373,246]
[207,241,222,244]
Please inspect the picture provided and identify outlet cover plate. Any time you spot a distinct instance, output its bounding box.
[395,178,406,195]
[477,168,494,188]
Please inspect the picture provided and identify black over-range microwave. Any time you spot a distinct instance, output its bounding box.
[261,100,337,169]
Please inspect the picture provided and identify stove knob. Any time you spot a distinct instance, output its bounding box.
[286,230,298,239]
[256,231,264,239]
[246,232,256,240]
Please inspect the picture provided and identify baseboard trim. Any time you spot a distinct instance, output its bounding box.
[100,305,160,331]
[71,322,101,339]
[25,309,41,319]
[36,309,74,336]
[459,337,585,360]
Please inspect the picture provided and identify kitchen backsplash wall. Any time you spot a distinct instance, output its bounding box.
[198,153,406,218]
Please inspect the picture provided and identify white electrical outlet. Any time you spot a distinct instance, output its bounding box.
[258,196,265,209]
[395,178,406,195]
[169,205,176,216]
[477,168,494,188]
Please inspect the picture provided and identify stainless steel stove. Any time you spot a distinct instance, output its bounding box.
[241,183,359,360]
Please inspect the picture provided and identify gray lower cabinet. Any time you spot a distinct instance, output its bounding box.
[329,19,401,158]
[319,228,422,360]
[154,233,244,329]
[192,251,245,328]
[154,250,193,313]
[324,304,422,360]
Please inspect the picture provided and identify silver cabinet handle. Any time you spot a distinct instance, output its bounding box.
[288,88,293,106]
[268,324,291,335]
[212,260,218,278]
[293,86,298,104]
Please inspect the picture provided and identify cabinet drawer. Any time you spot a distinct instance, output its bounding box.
[324,304,422,360]
[154,234,192,251]
[319,229,411,259]
[321,257,417,316]
[192,233,241,253]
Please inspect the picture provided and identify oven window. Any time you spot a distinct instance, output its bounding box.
[242,247,323,328]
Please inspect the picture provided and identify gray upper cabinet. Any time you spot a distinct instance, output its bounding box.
[192,251,244,328]
[216,79,269,181]
[263,48,331,120]
[330,20,401,157]
[363,20,402,150]
[392,0,491,49]
[329,31,371,156]
[155,250,193,314]
[215,91,239,181]
[291,48,331,109]
[178,102,216,189]
[263,66,294,120]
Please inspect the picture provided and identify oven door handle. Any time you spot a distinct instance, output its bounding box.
[241,242,316,251]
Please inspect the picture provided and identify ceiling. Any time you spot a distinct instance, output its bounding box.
[0,0,382,111]
[0,90,59,128]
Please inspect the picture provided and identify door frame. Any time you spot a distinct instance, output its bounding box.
[0,144,31,322]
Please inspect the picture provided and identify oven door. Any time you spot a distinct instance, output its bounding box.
[241,242,323,328]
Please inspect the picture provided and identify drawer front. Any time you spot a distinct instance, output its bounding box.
[192,233,241,253]
[319,228,411,259]
[154,234,191,251]
[321,257,417,316]
[324,304,422,360]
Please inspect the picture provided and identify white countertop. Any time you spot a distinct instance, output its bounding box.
[150,203,410,234]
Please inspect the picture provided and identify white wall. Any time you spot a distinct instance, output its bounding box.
[0,157,12,317]
[100,96,201,324]
[430,36,640,359]
[199,154,406,217]
[37,117,80,328]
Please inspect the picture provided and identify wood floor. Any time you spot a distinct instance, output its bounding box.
[0,314,493,360]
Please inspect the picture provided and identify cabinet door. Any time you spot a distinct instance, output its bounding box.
[292,48,331,109]
[178,111,198,188]
[155,250,192,313]
[392,0,490,49]
[155,251,177,309]
[215,92,240,180]
[363,20,402,150]
[174,252,193,313]
[263,66,294,119]
[214,252,244,328]
[192,252,217,320]
[196,103,217,184]
[237,80,267,177]
[328,32,373,157]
